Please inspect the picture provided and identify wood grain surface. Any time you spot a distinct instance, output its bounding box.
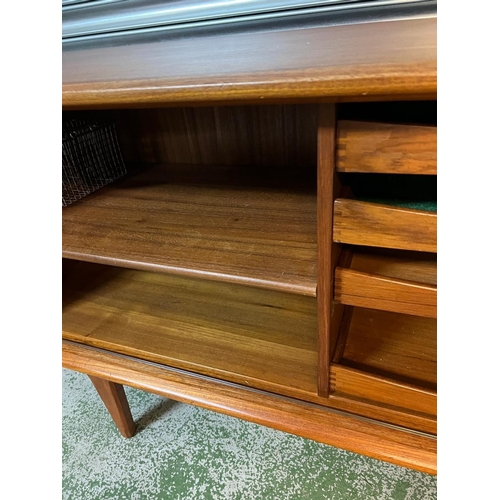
[333,199,437,253]
[330,365,436,417]
[62,17,437,108]
[62,163,317,296]
[335,247,437,317]
[63,341,437,474]
[62,12,438,469]
[348,247,437,285]
[340,307,437,390]
[316,104,341,396]
[63,261,318,399]
[62,260,437,432]
[337,120,437,174]
[113,105,317,169]
[328,390,436,435]
[335,268,437,318]
[328,306,437,432]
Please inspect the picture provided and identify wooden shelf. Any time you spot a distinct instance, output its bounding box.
[331,307,436,427]
[333,199,436,252]
[335,247,437,318]
[337,120,437,175]
[62,163,317,296]
[63,261,318,400]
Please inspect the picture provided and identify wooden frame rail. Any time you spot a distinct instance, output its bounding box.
[63,341,437,474]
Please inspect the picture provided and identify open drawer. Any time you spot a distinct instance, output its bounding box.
[330,307,436,432]
[333,174,437,252]
[334,247,436,318]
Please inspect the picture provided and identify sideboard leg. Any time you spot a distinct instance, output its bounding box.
[88,376,136,438]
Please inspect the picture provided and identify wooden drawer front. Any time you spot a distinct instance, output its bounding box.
[337,120,437,175]
[335,268,436,318]
[330,365,436,417]
[333,199,437,253]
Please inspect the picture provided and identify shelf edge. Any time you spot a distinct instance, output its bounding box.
[62,251,318,297]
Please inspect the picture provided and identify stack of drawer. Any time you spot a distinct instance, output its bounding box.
[330,119,437,434]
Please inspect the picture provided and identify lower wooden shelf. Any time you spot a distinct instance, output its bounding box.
[63,341,437,475]
[62,260,318,400]
[62,259,437,471]
[331,307,436,433]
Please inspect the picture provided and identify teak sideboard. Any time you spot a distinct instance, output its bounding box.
[62,10,437,475]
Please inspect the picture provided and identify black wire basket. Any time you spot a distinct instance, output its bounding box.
[62,118,127,206]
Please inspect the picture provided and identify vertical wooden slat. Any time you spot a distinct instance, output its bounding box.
[317,104,342,397]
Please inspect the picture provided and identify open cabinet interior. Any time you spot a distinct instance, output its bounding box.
[62,99,437,473]
[62,104,320,398]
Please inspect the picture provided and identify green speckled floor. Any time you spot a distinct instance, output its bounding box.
[62,369,437,500]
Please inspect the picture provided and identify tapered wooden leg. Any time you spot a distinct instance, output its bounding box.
[89,376,136,438]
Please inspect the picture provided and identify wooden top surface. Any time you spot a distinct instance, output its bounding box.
[62,164,318,295]
[62,16,437,108]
